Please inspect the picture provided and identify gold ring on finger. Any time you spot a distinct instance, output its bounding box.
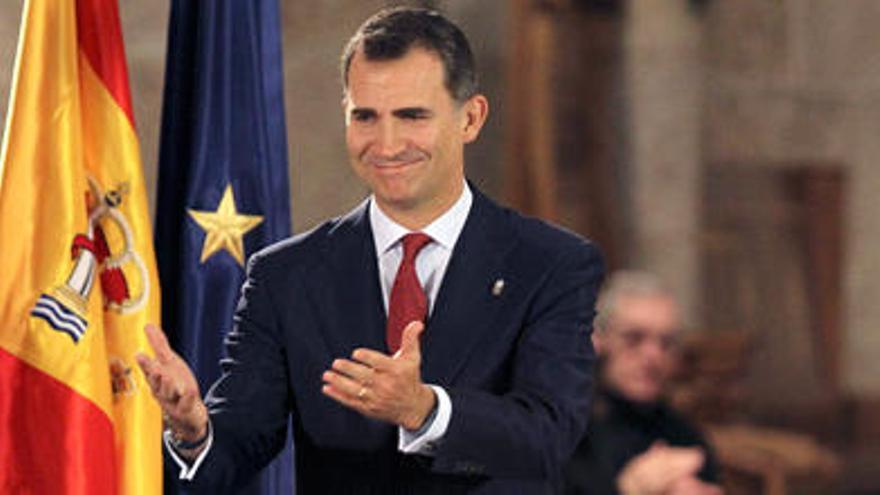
[358,387,368,400]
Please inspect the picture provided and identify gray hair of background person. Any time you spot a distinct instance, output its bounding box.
[594,270,673,333]
[340,7,479,103]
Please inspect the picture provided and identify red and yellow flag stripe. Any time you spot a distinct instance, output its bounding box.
[0,1,161,493]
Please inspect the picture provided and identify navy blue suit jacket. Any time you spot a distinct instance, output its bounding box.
[184,188,604,494]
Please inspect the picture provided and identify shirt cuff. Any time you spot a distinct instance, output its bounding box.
[164,420,214,481]
[398,385,451,455]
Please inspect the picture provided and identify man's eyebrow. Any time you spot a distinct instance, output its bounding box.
[393,107,433,118]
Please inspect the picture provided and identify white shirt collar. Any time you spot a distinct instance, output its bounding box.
[370,182,473,256]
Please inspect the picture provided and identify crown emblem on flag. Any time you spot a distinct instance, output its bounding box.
[110,357,137,401]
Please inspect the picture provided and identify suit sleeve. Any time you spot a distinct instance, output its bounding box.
[177,253,293,492]
[431,242,604,481]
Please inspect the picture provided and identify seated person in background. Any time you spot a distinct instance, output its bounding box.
[563,271,723,495]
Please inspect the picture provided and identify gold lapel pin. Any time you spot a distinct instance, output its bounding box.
[492,279,505,297]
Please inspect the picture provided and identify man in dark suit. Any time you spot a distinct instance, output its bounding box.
[137,7,604,493]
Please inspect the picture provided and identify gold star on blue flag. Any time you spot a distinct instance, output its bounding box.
[188,184,263,266]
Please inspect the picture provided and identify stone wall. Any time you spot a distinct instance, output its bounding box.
[702,0,880,395]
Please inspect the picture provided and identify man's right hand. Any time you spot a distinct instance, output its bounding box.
[617,443,709,495]
[136,324,208,444]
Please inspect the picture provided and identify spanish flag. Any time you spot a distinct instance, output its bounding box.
[0,1,162,493]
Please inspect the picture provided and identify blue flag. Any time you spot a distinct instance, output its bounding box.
[154,1,294,493]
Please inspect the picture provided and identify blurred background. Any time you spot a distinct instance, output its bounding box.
[1,0,878,493]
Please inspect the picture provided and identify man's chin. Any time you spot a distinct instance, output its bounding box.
[375,193,418,211]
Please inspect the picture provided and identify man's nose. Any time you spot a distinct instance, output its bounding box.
[375,120,405,156]
[640,338,668,361]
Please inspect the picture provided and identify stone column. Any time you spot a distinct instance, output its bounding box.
[624,0,704,325]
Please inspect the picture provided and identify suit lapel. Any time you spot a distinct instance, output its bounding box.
[313,200,387,357]
[421,190,517,385]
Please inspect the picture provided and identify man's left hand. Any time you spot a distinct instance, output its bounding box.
[322,321,436,430]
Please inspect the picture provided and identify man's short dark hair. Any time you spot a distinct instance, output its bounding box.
[341,7,478,103]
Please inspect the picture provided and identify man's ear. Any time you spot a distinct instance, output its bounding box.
[461,94,489,143]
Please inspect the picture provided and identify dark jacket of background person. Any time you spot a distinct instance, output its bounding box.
[563,385,720,495]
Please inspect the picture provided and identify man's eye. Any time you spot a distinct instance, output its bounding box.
[398,111,430,120]
[351,111,375,123]
[621,332,645,348]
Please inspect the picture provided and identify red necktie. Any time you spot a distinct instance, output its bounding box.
[386,233,433,353]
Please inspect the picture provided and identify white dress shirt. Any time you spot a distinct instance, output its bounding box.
[370,182,472,453]
[168,183,473,478]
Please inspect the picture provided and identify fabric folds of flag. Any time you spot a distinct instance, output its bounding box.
[0,1,162,494]
[154,0,294,493]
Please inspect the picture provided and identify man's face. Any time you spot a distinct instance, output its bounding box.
[343,47,486,227]
[595,294,681,403]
